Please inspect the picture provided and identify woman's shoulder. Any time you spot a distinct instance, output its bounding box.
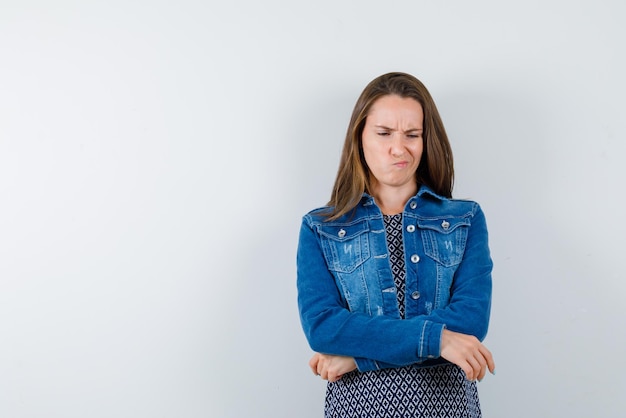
[417,192,483,218]
[302,205,333,223]
[302,204,365,226]
[448,196,482,208]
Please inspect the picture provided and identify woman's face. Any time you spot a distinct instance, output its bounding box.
[361,94,424,194]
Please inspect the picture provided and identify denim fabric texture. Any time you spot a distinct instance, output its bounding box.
[297,185,493,372]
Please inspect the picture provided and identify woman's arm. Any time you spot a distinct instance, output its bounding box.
[422,203,493,339]
[312,329,495,382]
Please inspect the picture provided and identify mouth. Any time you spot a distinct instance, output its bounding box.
[394,161,409,168]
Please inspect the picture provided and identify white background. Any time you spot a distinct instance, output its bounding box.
[1,1,624,417]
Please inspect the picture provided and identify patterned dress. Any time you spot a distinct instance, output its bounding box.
[324,214,482,418]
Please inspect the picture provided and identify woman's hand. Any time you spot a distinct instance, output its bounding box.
[440,329,495,382]
[309,353,357,382]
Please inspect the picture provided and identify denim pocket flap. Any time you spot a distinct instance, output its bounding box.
[318,220,369,241]
[416,217,470,234]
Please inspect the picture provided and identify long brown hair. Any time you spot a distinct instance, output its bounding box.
[326,72,454,220]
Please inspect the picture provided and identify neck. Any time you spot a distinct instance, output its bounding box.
[371,182,418,215]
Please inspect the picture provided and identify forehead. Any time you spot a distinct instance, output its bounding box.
[367,95,423,123]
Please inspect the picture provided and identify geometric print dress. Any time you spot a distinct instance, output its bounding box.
[324,214,482,417]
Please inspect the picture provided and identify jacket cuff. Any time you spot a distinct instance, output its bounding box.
[354,357,379,372]
[418,321,445,359]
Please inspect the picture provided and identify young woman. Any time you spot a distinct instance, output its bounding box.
[297,72,495,417]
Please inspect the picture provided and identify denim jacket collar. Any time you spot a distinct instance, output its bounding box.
[361,184,447,207]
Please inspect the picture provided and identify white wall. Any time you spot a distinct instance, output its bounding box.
[1,1,624,417]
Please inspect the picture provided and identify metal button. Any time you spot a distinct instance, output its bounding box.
[338,229,346,238]
[441,220,450,230]
[411,291,420,300]
[410,254,420,263]
[406,225,415,233]
[409,201,417,209]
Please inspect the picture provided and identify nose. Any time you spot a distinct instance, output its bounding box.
[390,134,404,157]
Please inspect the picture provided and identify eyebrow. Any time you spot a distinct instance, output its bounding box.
[374,125,423,133]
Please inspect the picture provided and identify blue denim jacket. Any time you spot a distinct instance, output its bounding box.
[297,185,493,372]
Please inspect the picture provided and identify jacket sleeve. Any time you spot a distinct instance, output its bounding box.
[355,203,493,372]
[420,203,493,340]
[297,216,445,368]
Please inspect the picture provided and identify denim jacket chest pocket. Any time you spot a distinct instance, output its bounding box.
[317,220,371,273]
[417,216,470,267]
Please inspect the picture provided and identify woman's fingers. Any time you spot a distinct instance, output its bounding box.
[479,344,496,374]
[317,355,329,379]
[466,354,482,381]
[309,353,320,375]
